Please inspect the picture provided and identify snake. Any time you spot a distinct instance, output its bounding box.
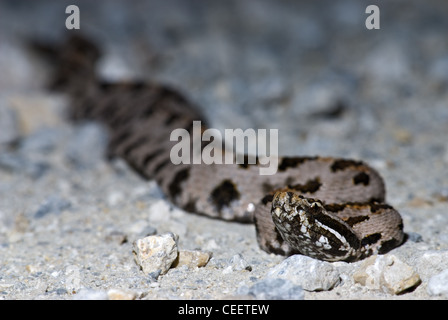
[32,34,404,262]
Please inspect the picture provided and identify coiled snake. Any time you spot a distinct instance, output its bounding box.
[34,35,404,262]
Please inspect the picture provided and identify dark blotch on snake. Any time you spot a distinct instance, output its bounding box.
[278,157,317,171]
[378,238,402,254]
[343,215,370,227]
[288,178,322,194]
[153,157,170,173]
[361,233,382,247]
[353,172,370,186]
[210,179,241,212]
[122,136,150,157]
[369,203,393,213]
[330,159,364,172]
[238,155,259,169]
[168,168,190,199]
[142,148,164,168]
[164,113,182,125]
[261,194,274,205]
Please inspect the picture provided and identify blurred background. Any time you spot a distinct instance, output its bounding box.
[1,0,447,194]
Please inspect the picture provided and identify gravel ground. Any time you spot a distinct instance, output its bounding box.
[1,0,448,300]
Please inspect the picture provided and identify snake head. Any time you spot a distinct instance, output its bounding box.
[270,189,362,262]
[271,190,324,222]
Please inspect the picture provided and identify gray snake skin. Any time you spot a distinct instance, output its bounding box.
[33,35,404,262]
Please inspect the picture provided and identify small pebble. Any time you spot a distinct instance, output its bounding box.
[25,264,41,274]
[172,250,212,268]
[353,255,421,295]
[132,232,179,275]
[107,288,137,300]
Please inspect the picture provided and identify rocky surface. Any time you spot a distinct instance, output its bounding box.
[1,0,448,300]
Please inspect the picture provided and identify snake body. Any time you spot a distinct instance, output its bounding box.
[35,35,404,262]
